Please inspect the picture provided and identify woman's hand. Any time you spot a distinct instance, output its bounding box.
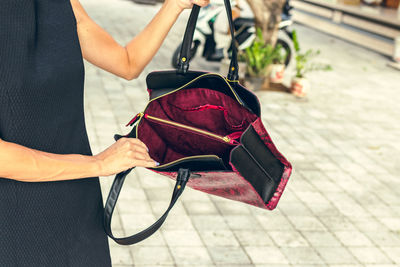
[0,136,157,182]
[165,0,210,13]
[94,138,158,176]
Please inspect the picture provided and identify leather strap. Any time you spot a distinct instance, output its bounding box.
[177,0,239,81]
[177,5,201,74]
[104,168,191,245]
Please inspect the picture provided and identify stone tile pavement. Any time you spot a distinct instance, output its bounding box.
[80,0,400,266]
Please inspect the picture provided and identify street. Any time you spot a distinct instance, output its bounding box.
[80,0,400,266]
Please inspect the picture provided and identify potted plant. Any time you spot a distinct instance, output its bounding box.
[243,28,281,90]
[291,30,332,97]
[269,44,288,84]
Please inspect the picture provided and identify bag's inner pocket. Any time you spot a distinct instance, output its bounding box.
[167,103,247,130]
[136,88,258,166]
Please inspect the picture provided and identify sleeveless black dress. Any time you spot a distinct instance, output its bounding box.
[0,1,112,266]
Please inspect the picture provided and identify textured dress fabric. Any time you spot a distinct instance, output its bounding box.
[0,1,111,266]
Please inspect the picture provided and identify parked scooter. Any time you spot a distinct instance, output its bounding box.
[171,0,294,68]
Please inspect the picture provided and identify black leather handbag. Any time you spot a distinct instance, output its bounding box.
[104,0,292,245]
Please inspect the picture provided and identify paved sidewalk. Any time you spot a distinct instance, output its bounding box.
[81,0,400,266]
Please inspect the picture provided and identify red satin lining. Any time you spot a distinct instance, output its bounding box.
[138,88,258,165]
[168,103,246,129]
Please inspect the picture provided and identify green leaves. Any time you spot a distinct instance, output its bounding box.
[244,28,284,77]
[292,30,332,78]
[292,30,300,53]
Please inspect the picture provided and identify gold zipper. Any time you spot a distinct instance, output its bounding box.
[144,114,235,144]
[151,154,222,169]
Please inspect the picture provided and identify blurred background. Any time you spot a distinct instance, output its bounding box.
[80,0,400,266]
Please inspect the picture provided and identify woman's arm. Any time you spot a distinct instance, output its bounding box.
[70,0,208,80]
[0,137,156,182]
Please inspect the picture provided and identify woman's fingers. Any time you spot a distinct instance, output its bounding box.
[121,138,158,166]
[95,137,159,176]
[127,143,149,158]
[119,138,151,157]
[128,150,152,161]
[129,138,149,151]
[120,137,149,152]
[133,159,158,168]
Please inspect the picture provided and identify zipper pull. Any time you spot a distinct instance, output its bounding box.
[222,136,239,145]
[126,112,144,127]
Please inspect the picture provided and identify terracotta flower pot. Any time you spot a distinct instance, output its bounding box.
[291,77,309,97]
[269,64,285,84]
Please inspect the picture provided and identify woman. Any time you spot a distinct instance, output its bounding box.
[0,0,208,266]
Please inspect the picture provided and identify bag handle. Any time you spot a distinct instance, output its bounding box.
[104,168,190,245]
[177,0,239,81]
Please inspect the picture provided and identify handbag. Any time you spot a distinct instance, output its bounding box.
[104,0,293,245]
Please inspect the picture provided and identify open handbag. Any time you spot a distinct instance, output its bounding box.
[104,0,293,245]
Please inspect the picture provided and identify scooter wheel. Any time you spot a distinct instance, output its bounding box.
[276,38,292,67]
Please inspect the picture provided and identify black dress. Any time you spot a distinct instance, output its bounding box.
[0,1,112,266]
